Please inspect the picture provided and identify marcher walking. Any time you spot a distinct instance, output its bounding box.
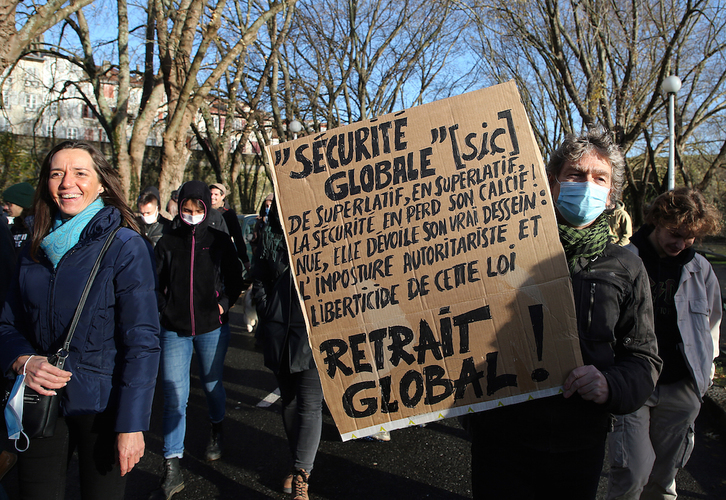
[209,183,250,270]
[251,200,323,500]
[0,141,160,499]
[467,129,661,500]
[2,182,35,255]
[150,181,243,500]
[607,188,722,499]
[136,186,171,247]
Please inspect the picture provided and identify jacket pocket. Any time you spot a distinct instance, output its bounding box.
[677,423,696,468]
[688,298,711,336]
[62,364,113,415]
[608,414,628,468]
[688,297,709,315]
[578,277,623,343]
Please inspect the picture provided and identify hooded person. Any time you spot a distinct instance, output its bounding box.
[135,186,171,247]
[608,200,633,246]
[150,180,244,500]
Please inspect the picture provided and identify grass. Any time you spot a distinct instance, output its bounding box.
[695,240,726,264]
[714,359,726,388]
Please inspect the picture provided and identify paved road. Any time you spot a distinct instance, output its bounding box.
[3,300,726,499]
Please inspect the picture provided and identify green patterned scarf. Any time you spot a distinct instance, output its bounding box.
[558,214,610,270]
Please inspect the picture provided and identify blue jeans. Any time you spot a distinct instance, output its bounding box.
[160,324,230,459]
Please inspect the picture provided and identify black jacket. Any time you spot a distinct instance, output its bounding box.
[136,214,171,246]
[8,216,30,255]
[0,217,14,308]
[155,181,243,336]
[570,243,661,414]
[217,206,249,264]
[250,205,313,374]
[470,243,661,452]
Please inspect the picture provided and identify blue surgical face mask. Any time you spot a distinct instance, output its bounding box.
[556,181,610,227]
[4,374,29,452]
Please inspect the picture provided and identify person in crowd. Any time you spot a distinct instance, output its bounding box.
[0,216,15,306]
[151,181,243,500]
[251,193,274,254]
[251,199,323,500]
[166,190,179,219]
[2,182,35,255]
[0,140,160,499]
[136,186,171,247]
[607,188,722,499]
[608,200,634,246]
[209,183,250,269]
[467,129,662,500]
[0,216,17,500]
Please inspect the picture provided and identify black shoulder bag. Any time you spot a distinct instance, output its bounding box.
[22,227,121,439]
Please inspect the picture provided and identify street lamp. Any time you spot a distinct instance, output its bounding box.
[288,119,303,140]
[661,75,681,191]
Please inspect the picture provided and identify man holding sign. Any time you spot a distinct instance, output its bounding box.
[467,129,661,499]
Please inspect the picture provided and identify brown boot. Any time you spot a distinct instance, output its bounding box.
[291,468,309,500]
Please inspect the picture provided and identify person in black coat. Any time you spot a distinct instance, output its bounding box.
[250,200,323,500]
[135,186,171,247]
[209,183,249,269]
[467,129,661,500]
[151,181,243,500]
[2,182,34,255]
[0,216,15,307]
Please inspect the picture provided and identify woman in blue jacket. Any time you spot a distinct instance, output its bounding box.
[0,141,160,499]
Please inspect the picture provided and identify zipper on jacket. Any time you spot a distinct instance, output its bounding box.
[190,226,196,336]
[587,282,596,332]
[46,247,76,346]
[47,269,56,342]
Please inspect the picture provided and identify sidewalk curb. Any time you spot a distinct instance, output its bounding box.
[703,385,726,427]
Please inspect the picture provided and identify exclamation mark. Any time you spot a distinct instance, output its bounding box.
[528,304,549,382]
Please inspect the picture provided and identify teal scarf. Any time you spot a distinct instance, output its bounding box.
[40,198,105,268]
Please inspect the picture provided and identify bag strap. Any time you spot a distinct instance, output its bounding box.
[52,226,121,370]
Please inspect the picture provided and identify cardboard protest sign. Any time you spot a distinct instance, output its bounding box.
[265,81,582,441]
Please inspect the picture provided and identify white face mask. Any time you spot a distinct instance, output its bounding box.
[181,213,204,225]
[141,211,158,225]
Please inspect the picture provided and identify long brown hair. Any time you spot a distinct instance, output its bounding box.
[30,141,139,259]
